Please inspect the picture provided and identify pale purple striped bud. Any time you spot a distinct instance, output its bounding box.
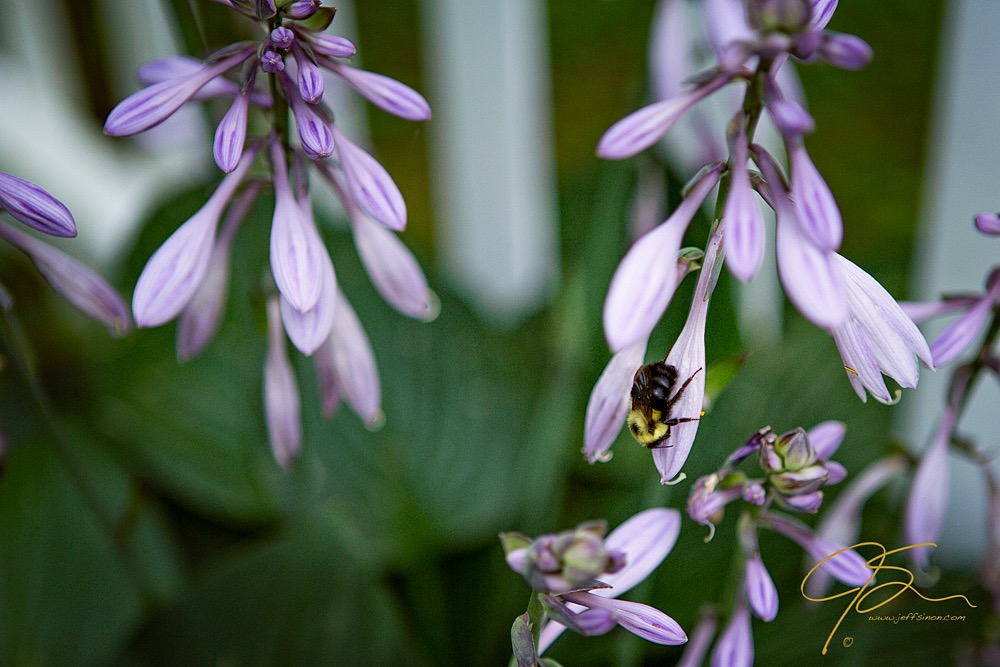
[930,275,1000,367]
[583,339,647,462]
[308,33,357,59]
[597,74,730,159]
[653,225,722,483]
[975,212,1000,235]
[314,289,381,426]
[137,56,272,107]
[269,140,325,312]
[261,50,284,73]
[284,0,319,19]
[677,609,717,667]
[710,605,753,667]
[292,45,324,103]
[764,511,870,587]
[105,45,255,136]
[332,125,407,230]
[767,98,814,136]
[745,556,778,621]
[781,490,824,512]
[723,131,765,281]
[602,165,722,352]
[0,223,130,334]
[133,147,257,327]
[279,209,337,356]
[270,27,294,51]
[177,183,262,361]
[264,297,301,467]
[213,85,252,172]
[0,172,76,238]
[560,593,687,645]
[350,207,435,320]
[326,62,432,121]
[833,254,933,402]
[820,32,873,70]
[788,142,842,251]
[824,461,846,485]
[280,73,333,158]
[743,481,766,506]
[904,404,956,570]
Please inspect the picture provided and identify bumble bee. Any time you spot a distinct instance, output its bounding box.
[626,362,703,449]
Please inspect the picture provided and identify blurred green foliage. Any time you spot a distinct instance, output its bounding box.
[1,0,989,665]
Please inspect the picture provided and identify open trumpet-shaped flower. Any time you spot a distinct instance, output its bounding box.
[502,508,686,655]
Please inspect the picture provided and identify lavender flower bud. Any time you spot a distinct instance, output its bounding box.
[781,490,824,513]
[930,274,1000,367]
[723,129,765,282]
[253,0,276,19]
[332,125,407,230]
[292,45,324,103]
[788,141,842,251]
[742,481,766,506]
[213,86,252,173]
[820,32,873,70]
[770,465,829,495]
[314,289,381,425]
[688,475,742,529]
[975,212,1000,235]
[280,73,333,158]
[505,520,622,593]
[327,62,432,122]
[904,404,956,570]
[677,609,717,667]
[261,50,285,73]
[0,223,130,334]
[284,0,319,19]
[0,172,76,238]
[270,26,294,50]
[308,33,357,59]
[774,427,815,471]
[264,297,302,467]
[745,556,778,621]
[710,605,753,667]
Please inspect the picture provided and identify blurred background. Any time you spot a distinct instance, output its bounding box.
[1,0,996,664]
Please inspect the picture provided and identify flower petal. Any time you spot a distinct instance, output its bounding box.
[808,420,845,459]
[328,62,431,121]
[600,508,681,595]
[930,281,1000,367]
[213,87,251,173]
[904,407,955,570]
[280,232,336,355]
[745,556,778,621]
[0,172,76,237]
[332,126,407,231]
[264,297,302,467]
[710,606,753,667]
[316,290,381,426]
[723,136,765,281]
[561,593,687,646]
[597,76,728,160]
[789,142,842,251]
[603,167,721,352]
[0,223,129,334]
[583,340,647,462]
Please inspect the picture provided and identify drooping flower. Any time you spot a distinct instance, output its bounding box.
[924,269,1000,368]
[762,510,870,587]
[263,297,302,467]
[710,604,753,667]
[744,555,778,622]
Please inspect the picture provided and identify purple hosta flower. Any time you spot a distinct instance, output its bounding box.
[331,125,407,231]
[214,73,254,172]
[105,43,257,136]
[710,604,753,667]
[526,508,686,653]
[260,50,285,73]
[285,0,320,20]
[652,225,724,484]
[0,171,76,238]
[818,32,873,70]
[0,223,130,334]
[904,370,966,571]
[677,608,718,667]
[758,427,833,511]
[922,269,1000,368]
[584,340,648,463]
[270,26,294,51]
[805,455,906,598]
[787,141,841,251]
[603,164,723,353]
[313,289,381,425]
[291,44,325,103]
[762,510,870,587]
[133,147,258,327]
[269,140,330,315]
[688,474,744,536]
[975,212,1000,235]
[832,254,934,403]
[136,56,272,107]
[281,73,334,159]
[304,33,357,59]
[177,182,263,361]
[323,61,432,122]
[744,555,778,621]
[754,146,848,330]
[597,73,732,160]
[723,128,765,281]
[264,297,302,467]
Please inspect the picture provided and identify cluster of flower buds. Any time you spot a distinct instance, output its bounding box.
[501,509,687,659]
[104,0,435,466]
[687,421,847,534]
[0,172,129,334]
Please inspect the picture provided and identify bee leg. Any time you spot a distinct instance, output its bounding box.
[664,366,703,413]
[647,416,702,449]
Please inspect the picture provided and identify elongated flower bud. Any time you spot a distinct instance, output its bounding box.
[0,172,76,238]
